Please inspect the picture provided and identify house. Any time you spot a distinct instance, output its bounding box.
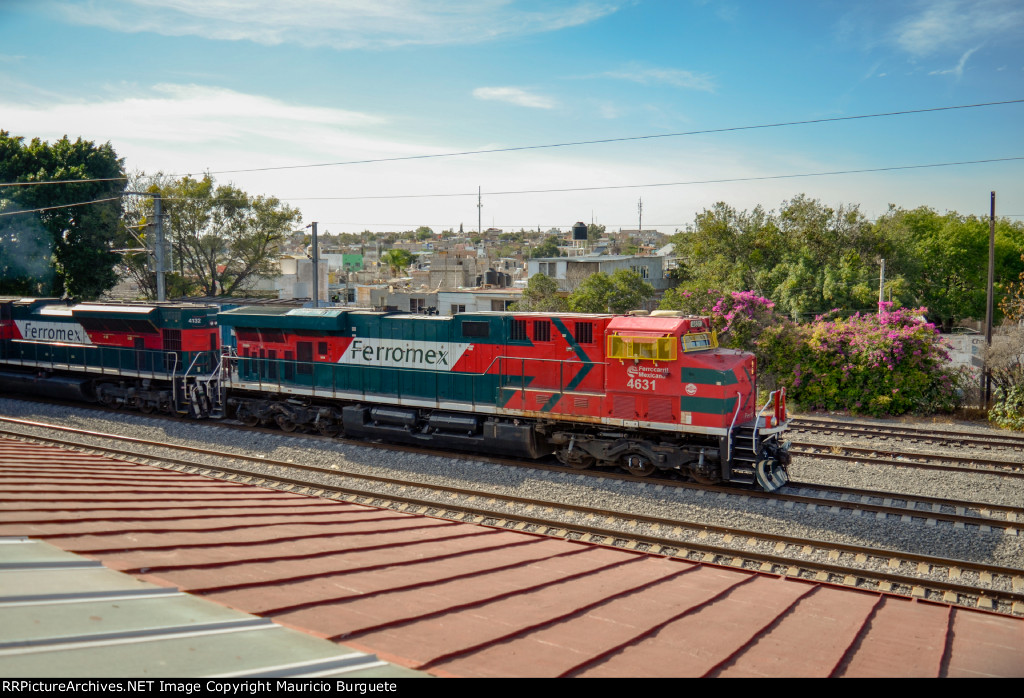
[526,254,670,292]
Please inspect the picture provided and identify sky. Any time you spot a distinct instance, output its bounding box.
[1,0,1022,235]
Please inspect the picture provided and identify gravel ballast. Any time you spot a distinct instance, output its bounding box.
[1,398,1021,576]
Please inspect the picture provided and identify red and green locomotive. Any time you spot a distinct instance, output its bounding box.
[220,306,790,491]
[0,298,222,417]
[0,298,790,491]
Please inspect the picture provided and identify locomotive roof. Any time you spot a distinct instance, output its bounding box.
[219,305,350,331]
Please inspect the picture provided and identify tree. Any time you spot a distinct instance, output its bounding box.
[587,223,605,243]
[0,131,126,298]
[380,248,414,277]
[123,174,301,298]
[415,226,434,241]
[875,207,1024,331]
[510,273,568,312]
[530,235,563,258]
[568,269,654,314]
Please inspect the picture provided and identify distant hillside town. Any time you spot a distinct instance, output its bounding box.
[106,222,677,315]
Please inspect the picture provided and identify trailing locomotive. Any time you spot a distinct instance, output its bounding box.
[0,297,222,417]
[0,298,791,492]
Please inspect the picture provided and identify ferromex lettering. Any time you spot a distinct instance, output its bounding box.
[14,320,92,344]
[339,338,470,371]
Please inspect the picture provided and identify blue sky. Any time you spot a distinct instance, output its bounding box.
[1,0,1022,234]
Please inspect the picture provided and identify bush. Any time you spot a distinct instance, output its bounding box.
[989,385,1024,430]
[985,324,1024,430]
[773,304,963,416]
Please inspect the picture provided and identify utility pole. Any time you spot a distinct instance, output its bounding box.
[477,186,482,235]
[878,258,885,310]
[309,221,319,308]
[153,193,166,302]
[638,198,643,234]
[122,191,167,302]
[984,191,996,406]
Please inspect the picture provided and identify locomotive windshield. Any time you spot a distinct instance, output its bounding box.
[681,331,717,352]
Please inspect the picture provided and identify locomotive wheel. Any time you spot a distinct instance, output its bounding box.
[275,415,298,432]
[235,406,260,427]
[317,422,340,437]
[138,401,155,414]
[621,453,656,477]
[690,472,720,485]
[555,449,595,470]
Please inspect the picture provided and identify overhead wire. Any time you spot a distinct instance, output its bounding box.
[175,98,1024,176]
[0,97,1021,188]
[0,197,122,218]
[137,155,1024,203]
[3,154,1021,219]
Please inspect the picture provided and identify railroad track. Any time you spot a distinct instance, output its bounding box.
[3,418,1022,617]
[3,415,1020,532]
[790,442,1024,478]
[791,416,1024,451]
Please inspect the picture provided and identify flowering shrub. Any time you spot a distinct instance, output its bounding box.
[662,288,804,391]
[661,288,785,350]
[766,303,964,416]
[665,289,964,415]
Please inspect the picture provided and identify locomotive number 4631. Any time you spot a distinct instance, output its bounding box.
[626,378,657,391]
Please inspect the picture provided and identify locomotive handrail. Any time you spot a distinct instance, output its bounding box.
[726,390,742,463]
[165,351,178,377]
[485,354,607,406]
[182,350,208,377]
[752,387,785,454]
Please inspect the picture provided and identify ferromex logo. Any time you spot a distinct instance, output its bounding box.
[14,320,92,344]
[339,338,471,371]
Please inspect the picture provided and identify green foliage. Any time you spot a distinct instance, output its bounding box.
[669,195,1024,328]
[511,273,568,312]
[381,248,415,277]
[766,305,964,416]
[568,269,653,314]
[874,207,1024,331]
[660,288,795,388]
[985,324,1024,430]
[122,174,301,297]
[989,385,1024,430]
[530,235,563,258]
[0,131,126,299]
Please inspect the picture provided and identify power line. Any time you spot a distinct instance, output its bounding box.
[4,155,1021,219]
[0,197,122,218]
[0,176,128,188]
[178,98,1024,176]
[164,155,1024,201]
[1,98,1021,188]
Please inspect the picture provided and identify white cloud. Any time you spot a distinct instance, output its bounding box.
[601,65,715,92]
[928,46,981,77]
[0,83,409,172]
[42,0,621,49]
[472,86,556,109]
[895,0,1023,56]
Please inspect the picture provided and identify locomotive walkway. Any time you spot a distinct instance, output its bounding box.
[1,437,1021,678]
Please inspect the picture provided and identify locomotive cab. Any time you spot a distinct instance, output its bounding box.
[547,313,790,491]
